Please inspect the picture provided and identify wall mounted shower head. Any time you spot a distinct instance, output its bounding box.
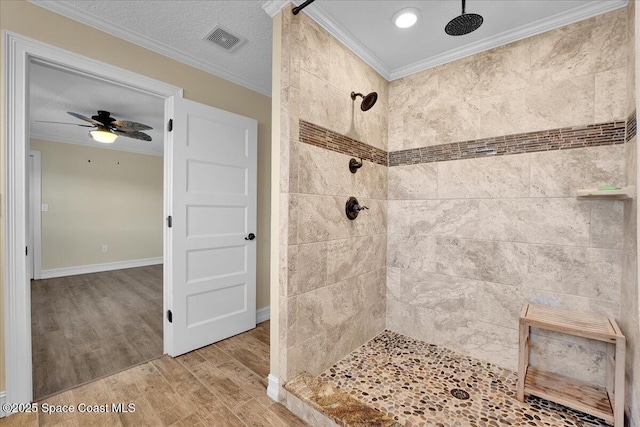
[445,0,483,36]
[351,91,378,111]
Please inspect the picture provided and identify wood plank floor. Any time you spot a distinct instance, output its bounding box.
[3,321,308,427]
[31,265,164,400]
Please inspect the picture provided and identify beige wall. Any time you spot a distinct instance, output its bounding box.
[0,0,272,391]
[387,6,629,388]
[278,7,388,381]
[31,139,163,270]
[620,1,639,424]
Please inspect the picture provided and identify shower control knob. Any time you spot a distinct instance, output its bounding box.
[245,233,256,241]
[346,197,368,220]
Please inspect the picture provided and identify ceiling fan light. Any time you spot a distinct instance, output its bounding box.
[89,129,118,143]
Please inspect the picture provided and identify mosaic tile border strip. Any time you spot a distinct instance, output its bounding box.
[627,110,636,142]
[299,120,388,167]
[389,120,627,167]
[300,113,636,168]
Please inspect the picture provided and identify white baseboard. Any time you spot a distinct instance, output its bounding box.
[41,257,163,279]
[267,374,280,402]
[256,306,270,323]
[0,391,6,418]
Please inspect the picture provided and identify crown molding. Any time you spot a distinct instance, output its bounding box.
[263,0,627,83]
[28,0,272,96]
[30,132,164,157]
[389,0,629,80]
[292,1,391,80]
[262,1,291,18]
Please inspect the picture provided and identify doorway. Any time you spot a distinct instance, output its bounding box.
[5,32,259,407]
[27,60,166,399]
[3,32,257,403]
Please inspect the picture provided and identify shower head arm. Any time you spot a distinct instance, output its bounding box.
[351,92,364,100]
[462,0,466,14]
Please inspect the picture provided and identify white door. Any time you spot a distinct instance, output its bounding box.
[169,97,257,356]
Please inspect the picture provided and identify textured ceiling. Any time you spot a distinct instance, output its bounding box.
[30,0,273,95]
[30,61,165,156]
[30,0,627,95]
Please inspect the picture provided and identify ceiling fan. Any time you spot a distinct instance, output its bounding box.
[35,110,153,143]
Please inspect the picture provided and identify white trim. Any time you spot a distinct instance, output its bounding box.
[28,0,271,97]
[389,0,629,81]
[40,257,163,279]
[293,1,391,80]
[267,374,280,402]
[256,306,271,323]
[28,150,42,280]
[3,30,181,405]
[262,1,291,18]
[264,0,627,82]
[0,391,6,418]
[30,132,164,157]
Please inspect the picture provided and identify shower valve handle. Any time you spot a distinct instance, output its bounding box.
[354,205,368,211]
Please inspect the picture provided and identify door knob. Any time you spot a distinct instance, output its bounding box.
[245,233,256,241]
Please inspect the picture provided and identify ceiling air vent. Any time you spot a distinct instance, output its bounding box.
[203,25,246,52]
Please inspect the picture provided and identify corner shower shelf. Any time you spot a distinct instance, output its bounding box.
[517,304,626,426]
[576,185,635,199]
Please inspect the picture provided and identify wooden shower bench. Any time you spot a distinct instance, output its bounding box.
[517,303,625,427]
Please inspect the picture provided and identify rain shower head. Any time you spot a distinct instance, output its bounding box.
[351,91,378,111]
[445,0,483,36]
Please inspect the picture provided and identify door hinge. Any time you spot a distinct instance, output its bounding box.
[167,310,173,323]
[167,215,172,228]
[168,119,173,132]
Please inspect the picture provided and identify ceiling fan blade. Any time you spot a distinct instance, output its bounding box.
[111,120,153,132]
[67,111,105,127]
[34,120,94,128]
[113,129,153,141]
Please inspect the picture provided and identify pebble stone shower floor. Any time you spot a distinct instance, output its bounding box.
[320,331,612,427]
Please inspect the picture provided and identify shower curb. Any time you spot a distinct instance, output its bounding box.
[284,372,402,427]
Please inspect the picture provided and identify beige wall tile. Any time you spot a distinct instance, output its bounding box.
[287,242,327,297]
[621,251,639,324]
[477,199,592,246]
[437,156,530,199]
[594,67,627,122]
[386,299,437,344]
[298,144,356,197]
[387,234,436,272]
[529,8,626,85]
[590,200,625,249]
[526,245,622,301]
[388,163,438,200]
[294,13,331,82]
[405,199,480,238]
[530,145,626,197]
[327,235,386,285]
[430,311,519,370]
[473,74,595,139]
[435,238,529,286]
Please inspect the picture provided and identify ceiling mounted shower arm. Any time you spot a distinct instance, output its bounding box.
[292,0,316,15]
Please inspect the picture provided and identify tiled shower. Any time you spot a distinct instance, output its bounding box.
[275,2,639,425]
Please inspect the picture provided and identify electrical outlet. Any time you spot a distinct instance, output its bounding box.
[102,245,108,253]
[41,204,49,212]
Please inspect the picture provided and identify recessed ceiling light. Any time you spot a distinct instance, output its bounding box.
[393,8,420,29]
